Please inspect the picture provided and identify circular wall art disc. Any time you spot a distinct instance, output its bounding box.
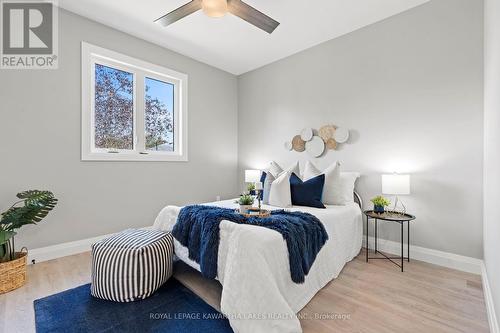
[334,127,349,143]
[284,141,293,151]
[292,135,306,152]
[326,138,337,150]
[300,128,313,142]
[319,125,336,143]
[305,136,325,158]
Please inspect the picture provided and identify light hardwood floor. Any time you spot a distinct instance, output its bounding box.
[0,251,489,333]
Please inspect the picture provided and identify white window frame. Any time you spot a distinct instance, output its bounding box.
[81,42,188,161]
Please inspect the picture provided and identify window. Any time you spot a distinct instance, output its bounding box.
[144,78,174,152]
[94,64,134,150]
[82,42,188,161]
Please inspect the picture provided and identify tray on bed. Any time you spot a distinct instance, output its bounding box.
[238,209,271,218]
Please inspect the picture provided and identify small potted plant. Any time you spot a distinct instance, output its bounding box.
[236,194,254,214]
[247,183,256,195]
[0,190,57,294]
[371,195,390,214]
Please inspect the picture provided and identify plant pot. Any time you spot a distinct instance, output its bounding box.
[239,205,253,214]
[0,251,27,294]
[374,205,385,214]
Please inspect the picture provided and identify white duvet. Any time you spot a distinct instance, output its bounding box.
[152,199,362,333]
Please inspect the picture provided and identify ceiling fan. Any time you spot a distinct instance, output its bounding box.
[155,0,280,34]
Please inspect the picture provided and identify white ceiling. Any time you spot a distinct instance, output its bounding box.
[59,0,429,75]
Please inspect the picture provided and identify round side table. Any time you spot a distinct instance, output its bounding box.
[364,210,416,272]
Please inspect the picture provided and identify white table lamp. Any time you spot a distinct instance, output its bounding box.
[245,170,261,183]
[382,174,410,214]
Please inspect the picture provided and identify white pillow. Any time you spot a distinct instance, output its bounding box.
[262,172,275,204]
[268,161,283,178]
[303,161,359,205]
[333,172,360,205]
[285,161,301,178]
[303,160,329,181]
[268,161,300,179]
[268,171,292,208]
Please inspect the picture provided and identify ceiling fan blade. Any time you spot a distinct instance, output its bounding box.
[155,0,202,27]
[228,0,280,34]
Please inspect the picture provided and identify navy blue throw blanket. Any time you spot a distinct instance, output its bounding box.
[172,205,329,284]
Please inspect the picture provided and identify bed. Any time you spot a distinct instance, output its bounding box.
[153,193,363,333]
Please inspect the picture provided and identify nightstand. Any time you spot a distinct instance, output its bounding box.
[364,210,416,272]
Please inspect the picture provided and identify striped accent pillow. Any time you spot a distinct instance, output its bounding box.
[91,229,174,302]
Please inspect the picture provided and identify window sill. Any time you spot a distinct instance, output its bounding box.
[81,151,188,162]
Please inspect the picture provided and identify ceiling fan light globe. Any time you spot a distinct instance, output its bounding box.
[202,0,228,18]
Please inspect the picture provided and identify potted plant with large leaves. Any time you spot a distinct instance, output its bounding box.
[0,190,57,294]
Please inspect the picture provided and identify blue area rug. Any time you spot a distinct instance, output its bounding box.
[34,278,233,333]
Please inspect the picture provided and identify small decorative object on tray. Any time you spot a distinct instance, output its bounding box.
[240,208,271,218]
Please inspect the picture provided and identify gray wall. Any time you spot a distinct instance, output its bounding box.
[0,9,239,249]
[0,1,486,262]
[484,0,500,322]
[238,0,483,258]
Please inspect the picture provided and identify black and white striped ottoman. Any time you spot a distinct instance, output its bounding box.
[90,229,174,302]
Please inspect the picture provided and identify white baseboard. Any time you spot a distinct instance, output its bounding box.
[363,236,482,274]
[28,233,114,264]
[28,226,153,264]
[482,262,500,333]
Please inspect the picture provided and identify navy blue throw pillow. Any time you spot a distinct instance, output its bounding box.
[289,173,326,208]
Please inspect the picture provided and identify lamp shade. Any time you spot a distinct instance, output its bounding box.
[382,174,410,195]
[245,170,261,183]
